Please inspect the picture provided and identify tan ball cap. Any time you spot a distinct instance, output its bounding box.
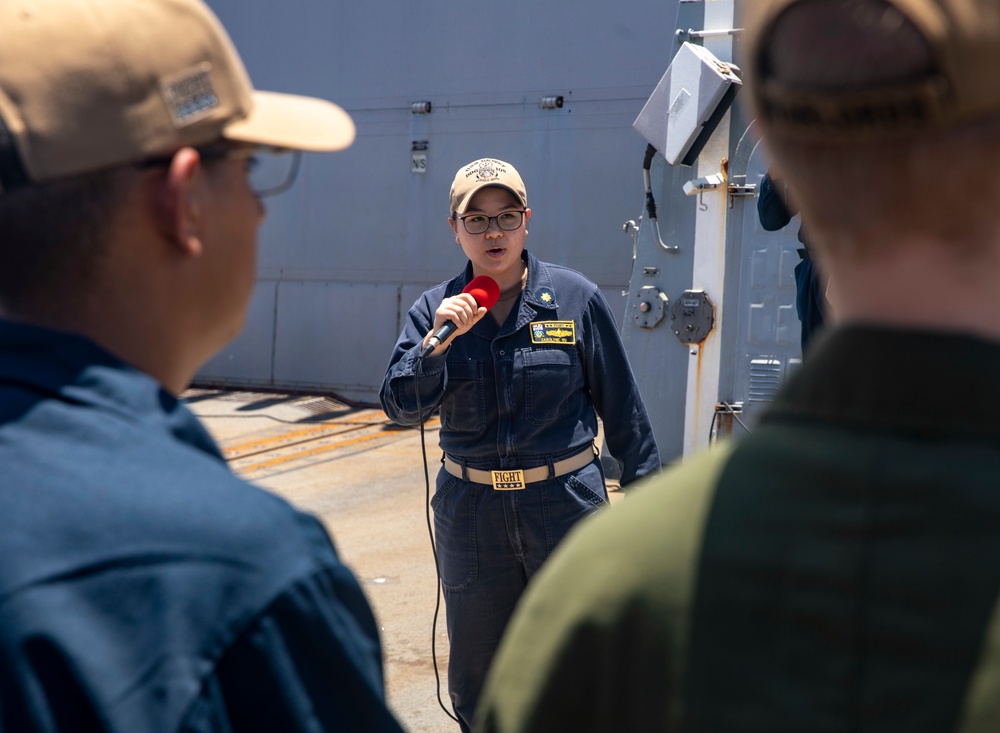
[449,158,528,216]
[0,0,355,190]
[744,0,1000,141]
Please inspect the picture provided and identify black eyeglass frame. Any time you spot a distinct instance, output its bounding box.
[135,145,302,199]
[456,209,527,235]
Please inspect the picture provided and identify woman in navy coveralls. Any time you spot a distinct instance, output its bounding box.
[379,158,660,731]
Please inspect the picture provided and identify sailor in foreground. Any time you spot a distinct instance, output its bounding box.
[0,0,403,730]
[380,157,660,731]
[474,0,1000,730]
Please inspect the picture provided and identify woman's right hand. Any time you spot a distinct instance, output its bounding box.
[422,293,487,357]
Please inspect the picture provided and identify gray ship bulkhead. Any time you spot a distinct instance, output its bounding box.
[198,0,801,464]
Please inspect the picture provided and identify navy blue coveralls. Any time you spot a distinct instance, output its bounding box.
[0,320,404,733]
[380,249,660,729]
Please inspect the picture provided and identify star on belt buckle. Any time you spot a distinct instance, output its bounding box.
[492,469,525,490]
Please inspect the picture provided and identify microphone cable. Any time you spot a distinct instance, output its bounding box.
[413,358,460,724]
[406,280,497,725]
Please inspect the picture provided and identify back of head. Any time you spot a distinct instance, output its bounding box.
[744,0,1000,255]
[744,0,998,144]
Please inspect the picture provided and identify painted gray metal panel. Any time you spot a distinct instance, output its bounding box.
[271,281,401,404]
[195,0,682,399]
[727,142,803,425]
[619,201,698,463]
[713,0,802,438]
[198,282,277,384]
[253,99,658,286]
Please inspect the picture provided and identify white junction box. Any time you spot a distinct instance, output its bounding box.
[633,42,742,166]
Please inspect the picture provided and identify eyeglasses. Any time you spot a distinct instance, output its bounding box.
[136,145,302,199]
[458,210,526,235]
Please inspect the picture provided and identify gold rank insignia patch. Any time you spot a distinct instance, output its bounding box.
[530,321,576,344]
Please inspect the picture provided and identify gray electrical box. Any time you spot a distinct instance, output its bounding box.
[633,42,742,166]
[669,290,715,344]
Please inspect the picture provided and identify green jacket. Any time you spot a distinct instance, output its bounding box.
[475,326,1000,732]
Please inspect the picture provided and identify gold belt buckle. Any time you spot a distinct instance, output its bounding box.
[491,469,525,490]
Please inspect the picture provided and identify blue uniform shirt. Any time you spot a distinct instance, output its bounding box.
[380,250,659,486]
[0,320,404,733]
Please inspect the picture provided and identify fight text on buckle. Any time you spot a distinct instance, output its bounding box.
[491,470,526,491]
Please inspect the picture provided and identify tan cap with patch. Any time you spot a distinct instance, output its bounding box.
[745,0,1000,141]
[0,0,355,191]
[449,158,528,215]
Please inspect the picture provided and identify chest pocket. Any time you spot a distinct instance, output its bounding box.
[441,359,486,433]
[523,347,585,425]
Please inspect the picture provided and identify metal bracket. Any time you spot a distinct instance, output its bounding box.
[684,174,725,212]
[727,182,756,208]
[712,401,747,442]
[622,219,639,260]
[676,27,744,42]
[632,286,668,329]
[683,174,724,196]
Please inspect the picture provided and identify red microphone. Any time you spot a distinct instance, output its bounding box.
[418,275,500,359]
[462,275,501,311]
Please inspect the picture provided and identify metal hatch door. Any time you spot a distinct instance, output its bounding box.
[720,135,803,430]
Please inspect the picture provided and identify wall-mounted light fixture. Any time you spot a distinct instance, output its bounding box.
[538,96,564,110]
[682,174,724,196]
[410,101,432,114]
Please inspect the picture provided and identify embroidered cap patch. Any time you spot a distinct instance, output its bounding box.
[161,63,220,127]
[530,321,576,345]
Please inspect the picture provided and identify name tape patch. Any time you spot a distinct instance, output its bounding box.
[162,63,220,127]
[530,321,576,345]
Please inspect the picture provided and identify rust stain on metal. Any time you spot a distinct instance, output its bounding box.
[691,346,706,440]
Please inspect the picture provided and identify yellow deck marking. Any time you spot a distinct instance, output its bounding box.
[221,410,407,457]
[235,430,391,474]
[223,423,344,456]
[231,416,440,474]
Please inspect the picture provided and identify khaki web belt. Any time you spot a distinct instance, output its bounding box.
[443,444,597,490]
